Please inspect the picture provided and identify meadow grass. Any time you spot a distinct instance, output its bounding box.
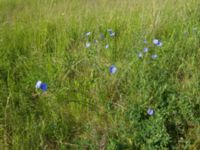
[0,0,200,149]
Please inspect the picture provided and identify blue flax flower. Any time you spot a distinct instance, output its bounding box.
[151,54,158,59]
[107,29,115,37]
[147,108,154,116]
[109,65,117,74]
[35,80,48,91]
[85,42,91,48]
[143,47,149,53]
[153,39,162,47]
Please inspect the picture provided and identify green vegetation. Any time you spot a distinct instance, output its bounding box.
[0,0,200,149]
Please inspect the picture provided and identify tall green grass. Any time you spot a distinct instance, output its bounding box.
[0,0,200,149]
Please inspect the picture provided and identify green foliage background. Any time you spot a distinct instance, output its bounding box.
[0,0,200,149]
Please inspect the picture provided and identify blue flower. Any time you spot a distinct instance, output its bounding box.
[153,39,159,45]
[143,47,149,53]
[40,83,48,91]
[147,108,154,116]
[151,54,158,59]
[105,44,109,49]
[138,52,143,58]
[109,65,117,74]
[107,29,115,37]
[110,32,115,37]
[85,42,91,48]
[35,81,48,91]
[153,39,162,46]
[157,41,162,46]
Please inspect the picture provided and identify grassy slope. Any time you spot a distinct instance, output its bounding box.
[0,0,200,149]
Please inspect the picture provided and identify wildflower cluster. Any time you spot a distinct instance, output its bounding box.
[137,38,162,61]
[35,80,48,91]
[109,65,117,74]
[35,31,164,116]
[137,38,163,115]
[84,29,116,49]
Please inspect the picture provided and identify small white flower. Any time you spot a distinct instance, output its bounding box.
[110,65,117,74]
[153,39,163,47]
[153,39,159,45]
[86,42,91,48]
[138,52,143,58]
[86,32,91,36]
[107,29,115,37]
[151,54,158,59]
[110,32,115,37]
[35,81,42,89]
